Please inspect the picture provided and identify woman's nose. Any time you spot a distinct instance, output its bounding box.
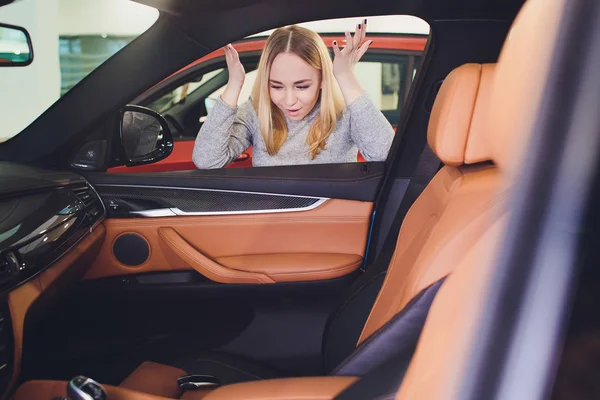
[284,90,297,106]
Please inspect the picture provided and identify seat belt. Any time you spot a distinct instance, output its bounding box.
[394,144,441,224]
[365,144,441,271]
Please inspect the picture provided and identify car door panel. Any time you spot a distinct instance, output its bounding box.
[83,198,372,281]
[24,164,380,381]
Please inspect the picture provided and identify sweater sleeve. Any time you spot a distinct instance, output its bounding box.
[347,92,395,162]
[192,97,254,169]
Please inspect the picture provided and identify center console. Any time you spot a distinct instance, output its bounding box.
[13,377,210,400]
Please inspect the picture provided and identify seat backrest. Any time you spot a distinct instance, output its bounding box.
[325,62,503,375]
[357,62,498,344]
[395,0,567,398]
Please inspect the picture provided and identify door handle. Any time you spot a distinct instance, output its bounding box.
[157,227,274,284]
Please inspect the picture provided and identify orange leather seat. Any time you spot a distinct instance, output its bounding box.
[116,60,504,399]
[393,0,565,398]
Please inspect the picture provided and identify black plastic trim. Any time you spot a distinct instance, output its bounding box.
[85,162,385,202]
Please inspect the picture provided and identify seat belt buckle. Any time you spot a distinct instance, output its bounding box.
[177,374,221,391]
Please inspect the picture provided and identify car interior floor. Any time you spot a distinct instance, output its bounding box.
[16,274,355,386]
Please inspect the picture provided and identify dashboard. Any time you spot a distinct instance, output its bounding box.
[0,162,106,399]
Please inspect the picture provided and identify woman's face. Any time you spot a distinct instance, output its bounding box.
[269,52,321,121]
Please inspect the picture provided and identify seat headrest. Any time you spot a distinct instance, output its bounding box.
[488,0,564,175]
[427,63,495,167]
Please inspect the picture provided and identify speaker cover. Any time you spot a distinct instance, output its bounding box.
[113,233,149,266]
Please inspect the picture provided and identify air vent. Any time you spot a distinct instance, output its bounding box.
[73,185,95,208]
[72,184,104,220]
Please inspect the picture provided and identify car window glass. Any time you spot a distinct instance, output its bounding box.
[113,15,429,173]
[146,68,225,114]
[208,69,259,106]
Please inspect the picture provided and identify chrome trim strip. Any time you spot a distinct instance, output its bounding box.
[131,209,177,217]
[130,198,328,217]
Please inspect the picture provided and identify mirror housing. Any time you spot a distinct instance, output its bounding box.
[0,23,33,66]
[118,105,173,167]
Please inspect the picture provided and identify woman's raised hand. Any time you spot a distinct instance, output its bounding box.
[332,19,372,79]
[220,44,246,107]
[224,44,245,87]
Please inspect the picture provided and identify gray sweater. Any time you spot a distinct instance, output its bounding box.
[192,91,394,168]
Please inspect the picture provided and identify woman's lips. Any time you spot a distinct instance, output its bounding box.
[286,108,301,116]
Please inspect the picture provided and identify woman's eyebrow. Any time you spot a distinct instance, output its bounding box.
[269,79,312,85]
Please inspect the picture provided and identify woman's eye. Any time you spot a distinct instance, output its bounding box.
[296,86,310,90]
[270,85,283,90]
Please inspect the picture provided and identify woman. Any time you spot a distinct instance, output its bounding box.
[193,21,394,168]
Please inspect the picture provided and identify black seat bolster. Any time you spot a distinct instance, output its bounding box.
[331,277,446,377]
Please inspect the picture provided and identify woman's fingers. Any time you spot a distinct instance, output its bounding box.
[344,31,353,52]
[353,23,362,49]
[356,40,372,61]
[224,45,231,62]
[332,40,342,56]
[361,19,367,44]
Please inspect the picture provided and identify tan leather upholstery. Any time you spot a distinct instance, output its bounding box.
[465,64,495,164]
[396,217,507,399]
[4,226,105,400]
[158,227,276,284]
[488,0,564,176]
[427,63,494,166]
[216,253,363,282]
[13,380,174,400]
[396,0,567,398]
[84,199,372,282]
[159,227,363,283]
[358,63,501,344]
[200,377,358,400]
[120,361,186,398]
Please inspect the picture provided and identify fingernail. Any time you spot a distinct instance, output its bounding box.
[358,24,361,29]
[364,19,367,24]
[333,41,337,45]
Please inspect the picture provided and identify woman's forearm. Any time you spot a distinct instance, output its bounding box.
[220,81,243,108]
[193,98,251,169]
[335,71,365,106]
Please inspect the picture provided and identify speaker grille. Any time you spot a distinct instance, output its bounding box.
[113,233,149,266]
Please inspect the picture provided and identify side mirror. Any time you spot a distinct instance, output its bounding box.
[118,105,173,166]
[0,23,33,66]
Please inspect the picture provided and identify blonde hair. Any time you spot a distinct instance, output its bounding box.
[252,25,345,159]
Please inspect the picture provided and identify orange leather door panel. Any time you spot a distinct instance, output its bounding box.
[84,199,372,282]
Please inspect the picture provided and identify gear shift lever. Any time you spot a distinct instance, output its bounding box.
[67,376,108,400]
